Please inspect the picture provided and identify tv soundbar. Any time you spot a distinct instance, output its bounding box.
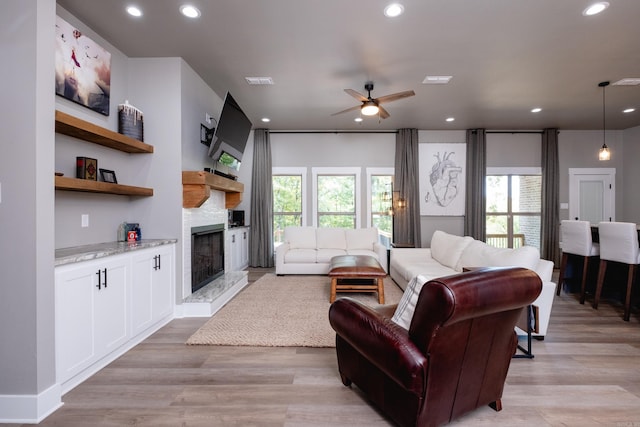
[213,169,238,181]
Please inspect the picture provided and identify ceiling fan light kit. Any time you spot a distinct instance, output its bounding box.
[332,81,414,120]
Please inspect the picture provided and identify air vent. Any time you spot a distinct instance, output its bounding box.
[422,75,453,84]
[245,77,274,85]
[612,78,640,86]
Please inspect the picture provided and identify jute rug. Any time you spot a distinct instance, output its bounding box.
[186,273,404,348]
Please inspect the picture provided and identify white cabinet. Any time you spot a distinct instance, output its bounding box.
[55,254,129,384]
[131,245,174,336]
[228,227,249,271]
[55,243,175,394]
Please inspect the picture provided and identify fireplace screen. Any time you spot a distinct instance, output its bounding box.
[191,224,225,293]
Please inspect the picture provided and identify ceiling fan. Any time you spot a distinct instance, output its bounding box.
[331,81,415,119]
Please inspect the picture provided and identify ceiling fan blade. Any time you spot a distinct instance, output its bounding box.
[344,89,369,102]
[331,104,362,116]
[378,105,390,119]
[376,90,415,104]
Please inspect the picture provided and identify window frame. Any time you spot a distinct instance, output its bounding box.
[312,167,361,228]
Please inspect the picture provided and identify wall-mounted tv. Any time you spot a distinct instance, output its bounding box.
[207,92,252,171]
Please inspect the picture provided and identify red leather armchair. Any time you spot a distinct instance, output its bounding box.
[328,267,542,427]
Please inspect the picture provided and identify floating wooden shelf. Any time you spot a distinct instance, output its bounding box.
[182,171,244,209]
[55,110,154,154]
[55,176,153,197]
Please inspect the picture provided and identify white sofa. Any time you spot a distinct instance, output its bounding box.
[390,230,557,337]
[275,226,388,275]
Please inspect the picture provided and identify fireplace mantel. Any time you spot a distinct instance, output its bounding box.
[182,171,244,208]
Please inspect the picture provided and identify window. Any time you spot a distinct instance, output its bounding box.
[486,168,541,249]
[312,167,361,228]
[367,168,394,246]
[272,167,306,244]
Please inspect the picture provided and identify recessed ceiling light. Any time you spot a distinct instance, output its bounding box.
[126,6,142,17]
[384,3,404,18]
[261,117,271,123]
[582,2,609,16]
[623,108,636,113]
[354,117,363,123]
[446,117,455,122]
[531,107,542,113]
[180,5,201,18]
[422,75,453,84]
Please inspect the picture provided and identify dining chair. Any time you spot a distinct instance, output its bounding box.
[593,221,640,321]
[557,220,600,304]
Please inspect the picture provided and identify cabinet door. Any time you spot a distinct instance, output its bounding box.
[55,255,129,383]
[240,228,249,269]
[131,245,174,336]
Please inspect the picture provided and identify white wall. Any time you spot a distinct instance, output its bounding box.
[0,0,58,419]
[622,125,640,222]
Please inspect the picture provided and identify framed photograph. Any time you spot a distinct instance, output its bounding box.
[419,143,466,216]
[55,15,111,116]
[99,169,117,184]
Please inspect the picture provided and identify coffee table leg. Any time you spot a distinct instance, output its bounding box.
[330,277,337,303]
[377,277,385,304]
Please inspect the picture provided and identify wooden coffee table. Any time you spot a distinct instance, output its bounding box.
[328,255,386,304]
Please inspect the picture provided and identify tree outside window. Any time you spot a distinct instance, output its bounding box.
[273,175,302,243]
[317,175,356,228]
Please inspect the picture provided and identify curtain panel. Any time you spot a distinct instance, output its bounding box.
[541,128,560,265]
[464,129,486,240]
[393,128,422,246]
[249,129,274,267]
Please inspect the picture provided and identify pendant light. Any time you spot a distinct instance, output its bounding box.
[598,81,611,161]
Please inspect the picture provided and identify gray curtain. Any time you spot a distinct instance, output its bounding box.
[541,128,560,265]
[464,129,486,240]
[393,128,422,246]
[249,129,274,267]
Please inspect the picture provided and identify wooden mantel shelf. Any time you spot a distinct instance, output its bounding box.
[182,171,244,208]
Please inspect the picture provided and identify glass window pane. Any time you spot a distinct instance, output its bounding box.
[486,176,508,213]
[317,175,355,213]
[486,215,509,248]
[512,175,541,213]
[273,175,302,213]
[318,215,355,228]
[513,215,541,250]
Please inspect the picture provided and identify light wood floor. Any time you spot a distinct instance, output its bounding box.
[16,268,640,427]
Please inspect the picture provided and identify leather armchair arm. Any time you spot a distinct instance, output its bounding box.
[329,298,428,393]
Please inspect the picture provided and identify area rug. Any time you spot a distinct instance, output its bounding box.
[186,273,404,348]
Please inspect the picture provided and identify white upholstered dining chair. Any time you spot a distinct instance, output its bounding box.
[593,221,640,321]
[558,220,600,304]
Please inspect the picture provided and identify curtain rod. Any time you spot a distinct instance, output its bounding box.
[267,130,398,134]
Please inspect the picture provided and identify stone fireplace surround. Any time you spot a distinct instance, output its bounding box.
[181,191,248,316]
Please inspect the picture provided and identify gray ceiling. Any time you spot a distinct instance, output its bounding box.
[57,0,640,131]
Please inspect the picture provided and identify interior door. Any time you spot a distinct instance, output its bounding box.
[569,168,615,223]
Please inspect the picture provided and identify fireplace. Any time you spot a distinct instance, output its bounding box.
[191,224,225,293]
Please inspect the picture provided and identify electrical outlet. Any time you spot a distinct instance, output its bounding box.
[81,214,89,227]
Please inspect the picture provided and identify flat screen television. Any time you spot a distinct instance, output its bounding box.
[207,92,252,171]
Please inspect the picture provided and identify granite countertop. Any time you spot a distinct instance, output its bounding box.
[55,239,178,266]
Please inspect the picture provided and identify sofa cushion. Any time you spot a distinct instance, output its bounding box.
[317,248,347,263]
[391,274,430,330]
[459,241,540,271]
[284,248,317,263]
[430,230,474,271]
[285,226,317,249]
[346,228,378,251]
[317,228,347,250]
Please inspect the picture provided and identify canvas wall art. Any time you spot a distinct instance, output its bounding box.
[55,16,111,115]
[419,143,466,216]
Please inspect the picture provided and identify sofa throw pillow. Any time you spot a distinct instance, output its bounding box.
[391,274,430,330]
[316,228,347,250]
[430,230,473,271]
[459,241,540,271]
[284,226,317,249]
[346,227,377,250]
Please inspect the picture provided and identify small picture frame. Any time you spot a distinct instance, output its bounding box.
[99,169,117,184]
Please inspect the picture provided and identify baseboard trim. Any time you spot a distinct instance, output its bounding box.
[0,383,62,424]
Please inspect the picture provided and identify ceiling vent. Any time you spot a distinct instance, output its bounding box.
[245,77,274,85]
[612,78,640,86]
[422,75,453,84]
